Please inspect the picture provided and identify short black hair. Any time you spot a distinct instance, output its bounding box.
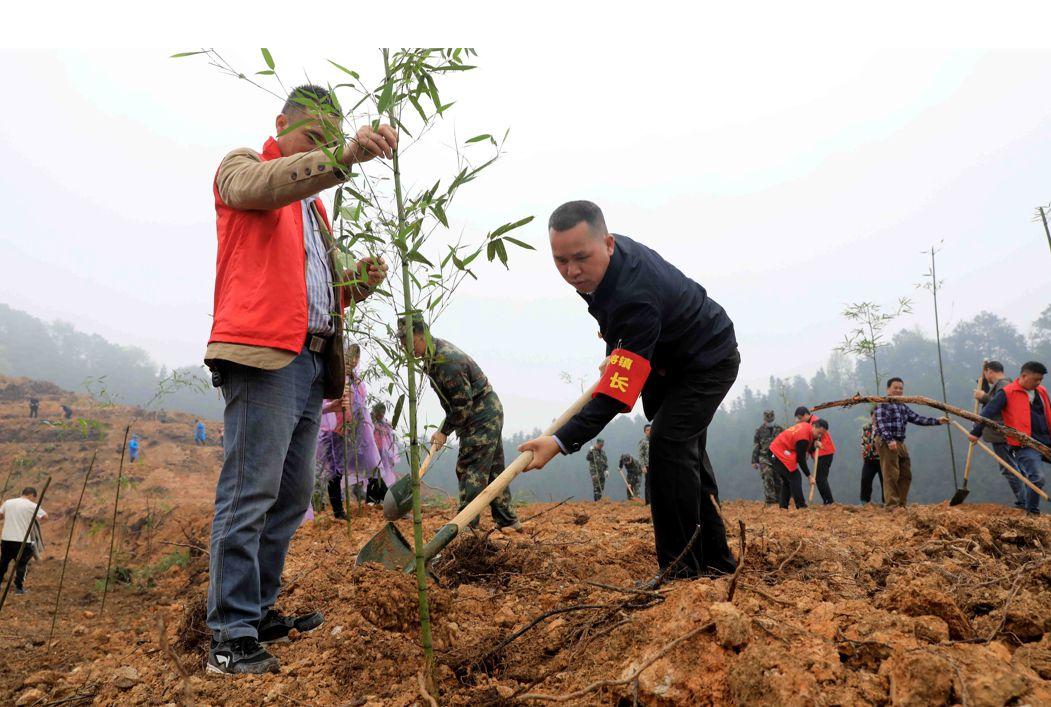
[397,316,428,336]
[794,406,810,417]
[1021,361,1048,375]
[984,361,1004,373]
[548,200,607,235]
[282,84,337,118]
[619,454,632,465]
[643,423,652,431]
[21,487,36,497]
[886,377,904,389]
[813,419,829,430]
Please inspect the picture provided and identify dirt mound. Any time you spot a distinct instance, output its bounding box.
[2,496,1051,705]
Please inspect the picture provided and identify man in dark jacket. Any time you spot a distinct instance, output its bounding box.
[519,200,739,578]
[973,361,1023,508]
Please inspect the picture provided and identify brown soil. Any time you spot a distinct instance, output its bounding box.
[1,376,1050,705]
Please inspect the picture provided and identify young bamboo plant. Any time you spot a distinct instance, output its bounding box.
[175,48,534,686]
[837,298,913,394]
[918,242,960,487]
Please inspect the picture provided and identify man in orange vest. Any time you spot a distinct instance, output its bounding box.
[203,85,396,675]
[769,407,826,509]
[809,416,835,504]
[969,361,1049,516]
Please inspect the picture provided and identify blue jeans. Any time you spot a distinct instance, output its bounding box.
[1011,447,1046,515]
[992,442,1024,508]
[207,347,325,641]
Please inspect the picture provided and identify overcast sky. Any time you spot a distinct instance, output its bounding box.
[2,47,1050,432]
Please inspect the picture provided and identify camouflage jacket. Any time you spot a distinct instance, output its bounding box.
[752,422,783,464]
[422,338,500,436]
[620,454,642,475]
[638,437,649,468]
[586,447,608,473]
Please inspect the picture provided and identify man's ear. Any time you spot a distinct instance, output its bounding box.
[604,233,615,256]
[275,113,288,134]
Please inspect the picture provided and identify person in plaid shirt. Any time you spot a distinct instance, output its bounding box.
[859,408,884,504]
[874,377,949,507]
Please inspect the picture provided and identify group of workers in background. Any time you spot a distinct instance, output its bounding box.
[750,360,1048,515]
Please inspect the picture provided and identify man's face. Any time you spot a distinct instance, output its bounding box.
[596,441,604,449]
[887,380,905,396]
[275,110,340,157]
[550,222,615,294]
[644,427,651,438]
[814,427,826,440]
[984,368,1002,384]
[1019,371,1045,391]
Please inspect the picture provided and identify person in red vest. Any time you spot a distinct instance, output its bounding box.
[808,417,835,504]
[203,85,396,676]
[769,406,826,509]
[969,361,1049,517]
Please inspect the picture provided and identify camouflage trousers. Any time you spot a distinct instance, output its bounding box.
[590,468,607,501]
[757,456,780,505]
[625,468,642,498]
[456,414,518,528]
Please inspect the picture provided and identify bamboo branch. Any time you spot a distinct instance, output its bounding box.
[49,452,96,651]
[810,395,1051,460]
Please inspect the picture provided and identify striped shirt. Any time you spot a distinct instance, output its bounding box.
[303,197,335,335]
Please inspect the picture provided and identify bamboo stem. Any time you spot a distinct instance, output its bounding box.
[928,248,959,486]
[101,425,130,615]
[1039,206,1051,256]
[384,47,435,682]
[48,452,96,651]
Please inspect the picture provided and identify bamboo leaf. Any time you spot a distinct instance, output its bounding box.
[327,60,359,79]
[256,70,275,76]
[377,80,395,114]
[465,134,494,144]
[261,48,275,70]
[170,51,205,58]
[391,394,406,429]
[488,215,535,239]
[502,236,535,250]
[433,204,449,228]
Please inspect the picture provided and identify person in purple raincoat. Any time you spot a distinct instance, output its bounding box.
[320,345,380,517]
[367,402,401,504]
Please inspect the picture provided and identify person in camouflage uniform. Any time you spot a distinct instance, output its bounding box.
[619,453,643,499]
[639,424,651,505]
[400,318,521,531]
[586,439,609,501]
[752,409,783,505]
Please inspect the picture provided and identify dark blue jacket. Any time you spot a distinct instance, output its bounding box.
[555,234,737,452]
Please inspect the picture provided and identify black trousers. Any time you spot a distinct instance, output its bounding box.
[327,477,347,518]
[860,458,883,503]
[775,458,807,509]
[646,351,739,577]
[0,540,32,590]
[815,454,834,504]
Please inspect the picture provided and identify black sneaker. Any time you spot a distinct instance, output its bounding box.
[257,609,324,645]
[206,637,280,675]
[13,587,26,595]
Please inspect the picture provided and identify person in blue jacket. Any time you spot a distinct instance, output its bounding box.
[129,435,140,463]
[194,420,207,446]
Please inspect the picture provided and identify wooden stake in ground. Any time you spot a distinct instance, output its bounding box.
[0,476,51,615]
[101,425,131,615]
[807,442,820,504]
[811,395,1051,460]
[48,453,96,651]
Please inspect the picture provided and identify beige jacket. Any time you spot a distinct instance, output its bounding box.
[205,145,365,393]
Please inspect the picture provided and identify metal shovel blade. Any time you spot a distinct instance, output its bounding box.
[354,522,415,571]
[382,475,413,520]
[949,487,970,506]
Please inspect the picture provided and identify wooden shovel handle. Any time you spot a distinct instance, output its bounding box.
[446,383,597,533]
[416,440,442,480]
[962,374,982,483]
[949,420,1049,501]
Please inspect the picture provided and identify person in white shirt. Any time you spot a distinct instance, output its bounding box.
[0,487,47,594]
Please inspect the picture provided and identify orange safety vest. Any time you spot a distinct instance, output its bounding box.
[770,421,815,472]
[810,415,835,457]
[208,137,340,353]
[1000,380,1051,448]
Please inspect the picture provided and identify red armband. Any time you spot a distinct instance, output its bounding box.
[594,348,651,412]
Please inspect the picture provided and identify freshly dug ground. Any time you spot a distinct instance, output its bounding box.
[2,498,1049,706]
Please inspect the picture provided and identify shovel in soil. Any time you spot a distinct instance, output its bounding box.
[356,383,596,572]
[949,419,1050,502]
[382,439,442,520]
[950,373,983,506]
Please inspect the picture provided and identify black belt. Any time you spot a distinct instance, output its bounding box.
[305,334,330,353]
